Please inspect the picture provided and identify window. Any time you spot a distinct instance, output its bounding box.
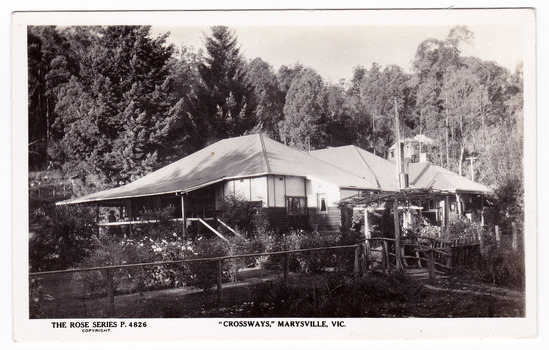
[286,196,307,215]
[317,194,327,214]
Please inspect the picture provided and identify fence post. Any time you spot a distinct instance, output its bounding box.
[364,240,371,272]
[495,225,500,247]
[392,200,403,269]
[361,242,368,276]
[426,249,436,283]
[217,259,223,303]
[382,240,389,273]
[354,245,360,279]
[105,269,115,317]
[512,222,518,252]
[283,253,290,284]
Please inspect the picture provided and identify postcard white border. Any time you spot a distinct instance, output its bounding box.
[11,7,538,343]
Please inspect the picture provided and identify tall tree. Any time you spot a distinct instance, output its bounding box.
[279,68,327,150]
[152,45,202,163]
[412,26,474,169]
[53,26,176,188]
[245,58,285,139]
[356,64,415,156]
[28,26,76,170]
[324,82,357,147]
[277,63,304,95]
[186,26,256,146]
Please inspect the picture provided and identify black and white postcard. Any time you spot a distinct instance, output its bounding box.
[12,8,537,342]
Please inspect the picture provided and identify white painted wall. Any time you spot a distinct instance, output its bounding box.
[221,176,269,207]
[307,179,340,210]
[273,175,286,207]
[219,175,344,211]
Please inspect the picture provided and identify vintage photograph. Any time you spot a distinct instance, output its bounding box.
[13,8,537,340]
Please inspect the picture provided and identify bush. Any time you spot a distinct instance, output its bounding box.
[129,206,185,238]
[74,224,370,296]
[29,277,54,318]
[256,230,344,273]
[75,234,193,295]
[219,194,268,236]
[453,243,525,289]
[245,270,423,317]
[447,216,485,240]
[29,202,97,272]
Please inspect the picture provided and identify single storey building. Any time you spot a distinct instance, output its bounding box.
[57,134,390,234]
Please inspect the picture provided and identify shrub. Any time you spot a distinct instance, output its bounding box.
[75,234,193,295]
[453,243,525,289]
[219,194,268,236]
[29,277,54,318]
[184,237,231,291]
[29,202,97,272]
[130,206,185,238]
[447,216,485,240]
[245,270,423,317]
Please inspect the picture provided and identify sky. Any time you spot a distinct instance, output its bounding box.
[151,24,524,83]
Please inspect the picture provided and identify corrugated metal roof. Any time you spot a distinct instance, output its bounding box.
[310,145,490,194]
[309,145,399,191]
[57,134,379,205]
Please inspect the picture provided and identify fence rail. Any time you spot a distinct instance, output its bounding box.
[30,243,365,318]
[30,223,522,318]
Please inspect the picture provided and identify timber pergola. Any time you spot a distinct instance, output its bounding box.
[338,188,453,207]
[338,188,454,269]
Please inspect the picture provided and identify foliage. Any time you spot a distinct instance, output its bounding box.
[47,26,177,188]
[245,270,423,317]
[219,194,268,236]
[29,277,54,318]
[28,26,77,170]
[453,241,525,290]
[245,58,285,139]
[447,216,485,240]
[257,229,351,274]
[279,68,327,150]
[129,206,185,238]
[75,234,193,295]
[185,26,257,146]
[29,201,98,272]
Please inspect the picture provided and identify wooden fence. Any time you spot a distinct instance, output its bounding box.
[29,243,364,317]
[29,223,521,318]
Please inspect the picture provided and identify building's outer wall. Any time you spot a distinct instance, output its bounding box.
[214,175,345,232]
[306,180,343,232]
[221,176,269,207]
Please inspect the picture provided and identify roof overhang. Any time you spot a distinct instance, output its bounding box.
[56,172,271,206]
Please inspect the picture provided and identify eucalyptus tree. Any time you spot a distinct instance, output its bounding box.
[245,57,285,139]
[279,68,327,150]
[28,26,76,170]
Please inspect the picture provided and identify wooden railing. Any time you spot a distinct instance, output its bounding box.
[364,236,453,281]
[29,243,364,317]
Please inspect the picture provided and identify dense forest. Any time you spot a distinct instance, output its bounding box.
[28,25,524,222]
